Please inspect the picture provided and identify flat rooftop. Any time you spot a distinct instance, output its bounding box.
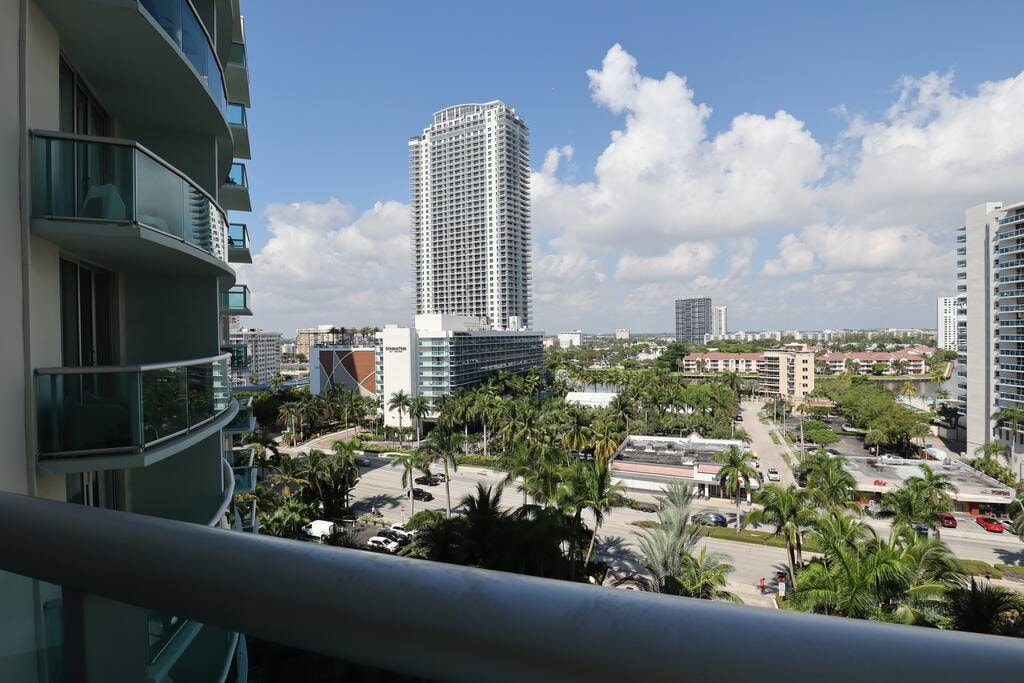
[843,456,1013,504]
[610,435,759,492]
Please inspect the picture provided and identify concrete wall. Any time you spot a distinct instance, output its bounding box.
[126,432,225,524]
[122,272,220,364]
[965,203,1000,455]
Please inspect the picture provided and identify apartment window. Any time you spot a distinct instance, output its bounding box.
[59,57,110,136]
[60,258,116,367]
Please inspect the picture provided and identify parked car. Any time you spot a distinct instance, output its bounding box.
[936,512,957,529]
[301,520,337,542]
[912,523,929,538]
[634,501,659,513]
[691,511,727,527]
[414,475,438,486]
[999,519,1017,532]
[412,488,434,502]
[376,529,409,544]
[356,457,372,467]
[766,468,781,482]
[431,473,446,484]
[367,536,399,552]
[390,522,417,537]
[976,516,1005,533]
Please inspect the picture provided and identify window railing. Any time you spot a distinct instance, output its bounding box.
[0,492,1019,683]
[226,162,247,187]
[228,222,249,249]
[222,285,251,313]
[139,0,227,114]
[31,131,228,263]
[34,354,231,457]
[227,102,247,127]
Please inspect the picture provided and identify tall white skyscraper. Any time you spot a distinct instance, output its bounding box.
[936,296,957,351]
[410,101,532,330]
[712,305,728,336]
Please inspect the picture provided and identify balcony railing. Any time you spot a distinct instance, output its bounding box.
[226,162,247,188]
[228,223,250,249]
[31,131,229,263]
[227,102,247,127]
[139,0,227,113]
[232,448,256,493]
[222,285,252,315]
[225,395,255,433]
[35,353,231,457]
[0,492,1020,683]
[223,343,249,369]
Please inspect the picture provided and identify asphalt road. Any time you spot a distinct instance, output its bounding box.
[346,450,1023,605]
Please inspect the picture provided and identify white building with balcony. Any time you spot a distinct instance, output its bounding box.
[960,201,1024,480]
[937,296,957,351]
[410,101,531,331]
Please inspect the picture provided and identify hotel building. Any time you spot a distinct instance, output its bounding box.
[376,315,543,426]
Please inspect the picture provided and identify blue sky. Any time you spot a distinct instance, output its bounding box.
[236,1,1024,335]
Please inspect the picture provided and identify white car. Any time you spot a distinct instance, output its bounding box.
[999,519,1017,532]
[367,536,399,552]
[389,523,416,538]
[766,468,781,482]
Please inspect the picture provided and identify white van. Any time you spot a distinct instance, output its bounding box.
[301,520,337,542]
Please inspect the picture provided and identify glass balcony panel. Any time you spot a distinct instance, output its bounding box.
[141,367,188,443]
[227,163,247,187]
[36,372,141,454]
[140,0,226,113]
[32,136,134,221]
[227,103,246,127]
[31,133,228,264]
[135,152,186,240]
[36,355,232,457]
[228,42,246,66]
[222,286,250,312]
[148,609,189,662]
[228,222,249,248]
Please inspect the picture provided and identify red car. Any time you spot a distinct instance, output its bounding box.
[936,513,957,529]
[976,516,1005,533]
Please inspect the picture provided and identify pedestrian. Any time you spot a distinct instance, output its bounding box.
[759,577,765,594]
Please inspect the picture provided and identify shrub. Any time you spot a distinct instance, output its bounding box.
[994,564,1024,580]
[954,559,1003,579]
[456,454,500,468]
[406,509,445,530]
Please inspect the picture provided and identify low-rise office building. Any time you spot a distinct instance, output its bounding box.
[759,344,815,401]
[557,330,583,348]
[376,315,544,426]
[610,435,760,501]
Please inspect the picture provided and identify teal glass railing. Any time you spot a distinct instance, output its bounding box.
[31,131,227,260]
[148,609,189,663]
[139,0,227,113]
[226,162,247,187]
[35,354,231,457]
[227,103,247,127]
[228,41,246,67]
[225,396,254,433]
[222,285,250,313]
[223,343,249,369]
[228,222,249,249]
[232,500,259,534]
[232,448,256,493]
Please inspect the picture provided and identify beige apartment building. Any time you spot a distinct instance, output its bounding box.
[759,344,815,401]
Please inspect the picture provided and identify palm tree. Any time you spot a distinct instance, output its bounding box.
[805,453,857,510]
[991,408,1024,452]
[945,577,1024,635]
[745,484,815,579]
[606,393,634,433]
[417,428,462,517]
[590,419,622,460]
[277,402,301,446]
[243,428,280,479]
[676,548,742,603]
[908,464,956,537]
[899,380,917,400]
[262,497,310,538]
[409,395,430,444]
[389,451,425,517]
[864,428,885,457]
[388,390,412,446]
[330,439,361,508]
[581,457,625,566]
[974,441,1011,466]
[715,445,759,531]
[561,407,592,454]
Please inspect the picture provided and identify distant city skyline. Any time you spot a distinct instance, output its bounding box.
[232,1,1024,335]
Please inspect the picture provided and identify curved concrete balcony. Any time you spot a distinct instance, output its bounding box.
[221,285,253,317]
[220,162,251,211]
[30,131,235,279]
[35,0,232,177]
[227,222,252,263]
[34,354,237,474]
